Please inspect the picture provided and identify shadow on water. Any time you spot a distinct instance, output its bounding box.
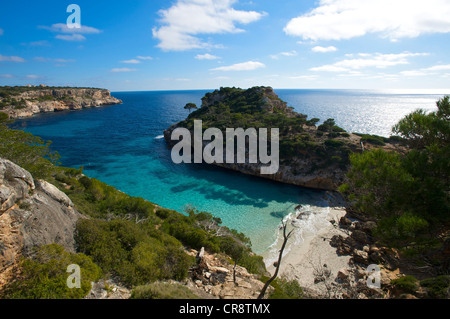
[270,211,289,219]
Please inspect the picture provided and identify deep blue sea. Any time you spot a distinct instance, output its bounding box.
[11,89,446,255]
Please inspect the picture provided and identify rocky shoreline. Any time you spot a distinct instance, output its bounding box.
[268,200,442,299]
[163,121,349,192]
[0,88,122,119]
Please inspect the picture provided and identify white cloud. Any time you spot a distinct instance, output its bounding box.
[111,68,137,72]
[40,23,101,41]
[40,23,101,34]
[55,34,86,41]
[400,70,428,77]
[136,56,153,60]
[0,74,14,78]
[311,46,337,53]
[310,65,348,72]
[210,60,265,71]
[426,64,450,72]
[195,53,220,60]
[34,57,75,63]
[270,50,297,59]
[26,75,41,79]
[0,54,25,63]
[152,0,266,51]
[0,29,3,35]
[289,75,318,80]
[401,64,450,76]
[284,0,450,41]
[23,40,50,47]
[121,59,141,64]
[310,52,428,72]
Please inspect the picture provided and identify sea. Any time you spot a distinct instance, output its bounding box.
[10,89,447,257]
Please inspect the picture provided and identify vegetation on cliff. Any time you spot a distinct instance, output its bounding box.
[0,244,102,299]
[339,96,449,295]
[166,87,403,191]
[0,85,101,98]
[175,86,357,168]
[0,85,122,119]
[0,113,60,179]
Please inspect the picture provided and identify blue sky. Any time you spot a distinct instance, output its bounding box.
[1,0,450,92]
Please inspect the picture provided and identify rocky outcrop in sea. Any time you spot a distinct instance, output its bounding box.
[163,86,358,191]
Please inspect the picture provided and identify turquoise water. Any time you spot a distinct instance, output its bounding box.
[11,89,445,254]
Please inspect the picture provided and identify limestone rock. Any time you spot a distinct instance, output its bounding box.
[352,249,370,265]
[337,268,350,282]
[0,158,35,214]
[35,179,74,208]
[351,229,370,245]
[0,88,122,119]
[0,158,82,276]
[186,248,270,299]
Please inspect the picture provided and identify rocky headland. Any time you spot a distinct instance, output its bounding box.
[164,86,401,191]
[0,86,122,119]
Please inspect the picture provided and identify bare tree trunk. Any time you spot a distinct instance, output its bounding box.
[233,260,237,285]
[257,220,293,299]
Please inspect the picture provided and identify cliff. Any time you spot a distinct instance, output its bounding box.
[0,158,82,287]
[0,87,122,119]
[164,87,372,191]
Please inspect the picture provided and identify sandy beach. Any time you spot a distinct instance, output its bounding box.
[262,206,351,297]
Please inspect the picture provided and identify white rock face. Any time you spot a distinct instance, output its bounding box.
[0,158,82,270]
[0,88,122,119]
[35,179,74,208]
[0,158,35,214]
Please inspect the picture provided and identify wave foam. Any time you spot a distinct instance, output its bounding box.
[262,203,331,267]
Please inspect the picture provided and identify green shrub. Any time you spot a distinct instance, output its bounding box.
[130,282,200,299]
[318,118,336,132]
[374,214,429,246]
[391,275,418,294]
[324,139,345,148]
[67,174,158,221]
[338,183,350,194]
[239,254,266,276]
[420,275,450,299]
[360,134,386,146]
[0,124,60,179]
[0,244,102,299]
[267,277,304,299]
[75,218,194,287]
[396,213,429,237]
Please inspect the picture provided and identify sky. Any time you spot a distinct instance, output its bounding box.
[1,0,450,92]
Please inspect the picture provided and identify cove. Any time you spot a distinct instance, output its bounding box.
[11,90,326,255]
